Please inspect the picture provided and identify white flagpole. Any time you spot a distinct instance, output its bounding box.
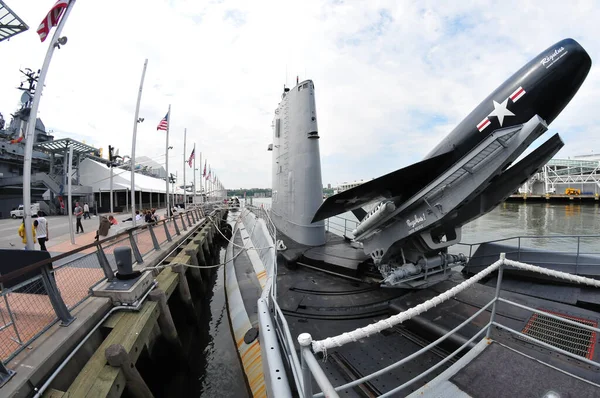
[193,142,196,206]
[22,0,77,249]
[130,59,148,228]
[183,128,187,209]
[199,152,202,203]
[165,104,171,216]
[67,146,74,244]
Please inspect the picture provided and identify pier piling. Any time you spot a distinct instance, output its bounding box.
[105,344,155,398]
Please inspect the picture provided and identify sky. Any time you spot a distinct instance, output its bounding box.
[1,0,600,189]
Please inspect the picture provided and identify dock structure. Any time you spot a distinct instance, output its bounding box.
[507,193,600,202]
[0,205,227,398]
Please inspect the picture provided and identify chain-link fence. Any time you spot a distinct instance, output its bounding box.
[0,208,206,364]
[0,276,58,361]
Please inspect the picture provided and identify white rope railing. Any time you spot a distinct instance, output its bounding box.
[503,258,600,287]
[310,254,600,354]
[311,257,504,354]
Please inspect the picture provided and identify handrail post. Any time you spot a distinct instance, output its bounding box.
[180,214,188,231]
[96,244,115,280]
[163,221,172,242]
[190,210,196,224]
[298,333,313,398]
[40,265,75,326]
[186,211,193,227]
[148,224,161,251]
[172,217,181,235]
[575,236,580,274]
[129,230,144,264]
[487,254,505,338]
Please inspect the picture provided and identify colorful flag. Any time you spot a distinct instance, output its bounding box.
[37,0,69,42]
[188,148,195,167]
[203,161,207,177]
[206,166,211,181]
[157,112,169,131]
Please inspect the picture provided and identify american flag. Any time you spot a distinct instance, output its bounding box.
[188,148,195,167]
[156,112,169,131]
[37,0,70,42]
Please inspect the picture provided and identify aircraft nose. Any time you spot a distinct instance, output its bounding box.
[538,38,591,124]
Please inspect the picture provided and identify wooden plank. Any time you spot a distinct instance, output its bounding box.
[65,301,159,397]
[102,312,124,329]
[90,303,159,397]
[155,267,179,299]
[43,388,65,398]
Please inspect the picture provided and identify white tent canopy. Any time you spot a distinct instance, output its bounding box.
[79,158,185,194]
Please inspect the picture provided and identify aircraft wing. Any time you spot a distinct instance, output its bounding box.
[312,151,455,222]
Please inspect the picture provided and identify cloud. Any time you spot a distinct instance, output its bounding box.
[1,1,599,189]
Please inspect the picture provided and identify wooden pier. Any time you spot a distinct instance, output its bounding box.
[55,215,222,397]
[507,194,600,202]
[2,208,226,398]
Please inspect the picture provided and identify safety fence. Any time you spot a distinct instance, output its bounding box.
[0,207,207,366]
[324,216,358,239]
[452,234,600,274]
[296,254,600,397]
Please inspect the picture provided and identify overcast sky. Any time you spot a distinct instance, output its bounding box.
[1,0,600,189]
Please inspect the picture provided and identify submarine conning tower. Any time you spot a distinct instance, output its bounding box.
[269,80,326,246]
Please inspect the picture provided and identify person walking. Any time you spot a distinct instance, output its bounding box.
[34,211,49,251]
[74,202,84,233]
[18,220,36,249]
[83,202,90,219]
[95,215,111,241]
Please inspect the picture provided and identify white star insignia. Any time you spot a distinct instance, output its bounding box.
[488,98,515,126]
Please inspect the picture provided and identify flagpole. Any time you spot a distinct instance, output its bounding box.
[165,104,171,216]
[22,0,77,249]
[130,59,148,228]
[183,128,187,209]
[193,143,196,205]
[199,152,202,203]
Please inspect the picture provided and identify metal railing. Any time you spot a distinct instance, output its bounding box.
[453,234,600,273]
[324,216,358,238]
[245,204,310,396]
[297,254,600,397]
[0,206,207,365]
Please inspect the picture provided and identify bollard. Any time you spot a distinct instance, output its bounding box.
[185,249,204,284]
[148,290,183,352]
[105,344,154,398]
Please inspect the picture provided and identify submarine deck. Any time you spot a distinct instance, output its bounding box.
[227,209,600,396]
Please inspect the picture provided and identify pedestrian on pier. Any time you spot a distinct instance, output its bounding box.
[34,211,49,251]
[74,202,84,234]
[83,202,90,219]
[18,220,36,249]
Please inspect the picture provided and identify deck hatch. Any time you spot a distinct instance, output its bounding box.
[522,310,597,359]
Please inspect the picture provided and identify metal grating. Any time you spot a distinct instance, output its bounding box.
[522,310,598,359]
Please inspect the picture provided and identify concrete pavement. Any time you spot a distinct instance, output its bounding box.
[0,208,170,250]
